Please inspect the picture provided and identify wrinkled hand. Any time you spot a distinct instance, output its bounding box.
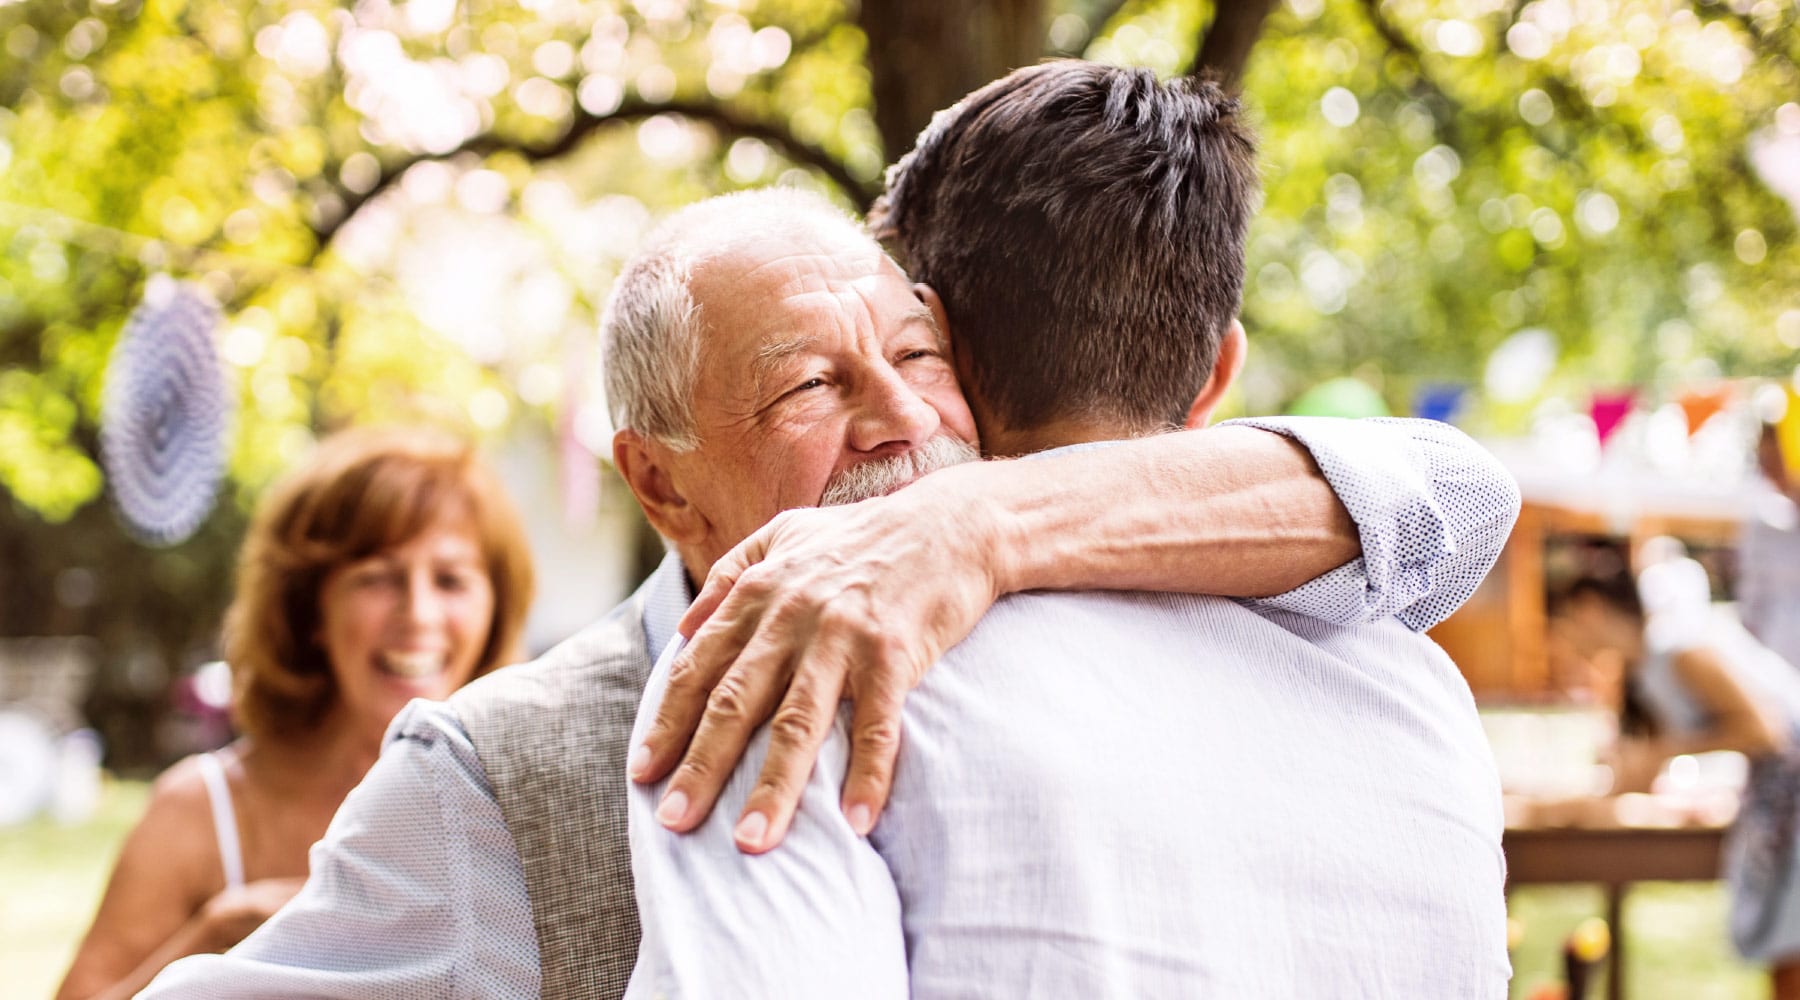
[199,876,306,952]
[629,475,1003,853]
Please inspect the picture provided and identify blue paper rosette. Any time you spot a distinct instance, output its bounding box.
[101,276,234,546]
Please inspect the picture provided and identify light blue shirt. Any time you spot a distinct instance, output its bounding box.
[142,416,1520,999]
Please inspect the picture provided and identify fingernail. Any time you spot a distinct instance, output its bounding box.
[657,790,689,828]
[734,811,769,849]
[846,803,873,836]
[628,743,652,780]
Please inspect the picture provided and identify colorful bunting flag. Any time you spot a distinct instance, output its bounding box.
[1589,389,1636,447]
[1413,383,1467,424]
[1778,387,1800,476]
[1676,384,1732,437]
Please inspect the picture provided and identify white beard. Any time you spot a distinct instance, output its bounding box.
[819,434,980,507]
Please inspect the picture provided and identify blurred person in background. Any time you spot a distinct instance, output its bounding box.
[55,426,535,1000]
[1741,420,1800,672]
[1551,564,1800,997]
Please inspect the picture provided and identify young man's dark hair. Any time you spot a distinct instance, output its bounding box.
[870,60,1260,437]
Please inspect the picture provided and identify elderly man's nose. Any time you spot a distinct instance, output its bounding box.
[850,372,940,452]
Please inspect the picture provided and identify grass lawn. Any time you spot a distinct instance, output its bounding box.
[0,779,147,999]
[1507,882,1768,999]
[0,780,1777,999]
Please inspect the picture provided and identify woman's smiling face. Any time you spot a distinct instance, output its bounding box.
[314,516,496,737]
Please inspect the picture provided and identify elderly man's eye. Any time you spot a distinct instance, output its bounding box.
[899,349,936,362]
[786,378,826,396]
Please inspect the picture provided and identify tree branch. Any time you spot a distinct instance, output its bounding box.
[1691,2,1799,86]
[1192,0,1278,87]
[1355,0,1466,143]
[309,95,873,259]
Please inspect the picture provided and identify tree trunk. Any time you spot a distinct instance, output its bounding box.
[1193,0,1278,88]
[859,0,1048,163]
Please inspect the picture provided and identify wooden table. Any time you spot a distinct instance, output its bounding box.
[1503,825,1727,1000]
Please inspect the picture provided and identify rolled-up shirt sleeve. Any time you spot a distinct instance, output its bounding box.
[625,638,907,1000]
[139,701,539,999]
[1223,416,1521,632]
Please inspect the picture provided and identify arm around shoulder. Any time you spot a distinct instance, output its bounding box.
[1227,416,1521,630]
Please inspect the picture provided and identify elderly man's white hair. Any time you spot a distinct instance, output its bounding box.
[601,187,876,451]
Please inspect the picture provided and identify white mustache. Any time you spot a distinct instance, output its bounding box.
[819,435,980,507]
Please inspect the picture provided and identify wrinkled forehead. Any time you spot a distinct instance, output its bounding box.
[687,225,917,358]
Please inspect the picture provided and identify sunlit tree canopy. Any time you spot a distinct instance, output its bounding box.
[0,0,1795,665]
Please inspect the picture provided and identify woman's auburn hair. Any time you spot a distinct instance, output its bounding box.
[224,426,536,742]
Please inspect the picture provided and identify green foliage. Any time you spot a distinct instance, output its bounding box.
[1228,0,1799,426]
[0,368,102,520]
[0,1,1794,739]
[4,0,1792,521]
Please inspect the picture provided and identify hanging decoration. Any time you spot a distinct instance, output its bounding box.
[1589,389,1636,448]
[1778,387,1800,477]
[100,276,234,546]
[1676,383,1732,437]
[1412,383,1467,424]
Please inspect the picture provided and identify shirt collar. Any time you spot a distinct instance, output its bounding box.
[1021,438,1127,460]
[640,551,695,660]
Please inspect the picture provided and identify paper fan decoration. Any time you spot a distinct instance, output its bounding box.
[101,276,234,546]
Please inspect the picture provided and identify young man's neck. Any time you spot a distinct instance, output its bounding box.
[979,417,1156,459]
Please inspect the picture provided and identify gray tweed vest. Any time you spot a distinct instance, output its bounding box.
[452,586,653,1000]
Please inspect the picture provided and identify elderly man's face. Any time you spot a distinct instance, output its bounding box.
[661,224,978,568]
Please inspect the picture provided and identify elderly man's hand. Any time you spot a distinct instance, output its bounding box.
[629,470,1003,853]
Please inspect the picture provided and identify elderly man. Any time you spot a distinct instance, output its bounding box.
[143,121,1514,1000]
[623,63,1513,998]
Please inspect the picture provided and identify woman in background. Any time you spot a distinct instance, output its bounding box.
[1553,563,1800,998]
[58,427,535,1000]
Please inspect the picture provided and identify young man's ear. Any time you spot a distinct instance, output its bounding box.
[914,283,954,352]
[1184,319,1248,430]
[916,281,1002,443]
[612,429,709,544]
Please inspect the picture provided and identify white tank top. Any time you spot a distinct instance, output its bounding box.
[194,751,245,891]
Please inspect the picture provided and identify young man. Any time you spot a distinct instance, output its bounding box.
[625,63,1513,998]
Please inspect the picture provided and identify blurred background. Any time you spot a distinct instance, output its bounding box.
[0,0,1796,996]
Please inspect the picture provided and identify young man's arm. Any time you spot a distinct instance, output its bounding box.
[636,418,1520,851]
[625,639,905,999]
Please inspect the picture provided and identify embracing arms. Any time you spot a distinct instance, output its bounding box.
[633,418,1520,850]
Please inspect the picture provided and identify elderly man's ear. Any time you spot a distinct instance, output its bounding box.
[613,430,710,543]
[1183,319,1248,430]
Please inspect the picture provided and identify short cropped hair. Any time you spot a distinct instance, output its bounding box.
[872,61,1260,433]
[225,427,535,742]
[602,188,872,449]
